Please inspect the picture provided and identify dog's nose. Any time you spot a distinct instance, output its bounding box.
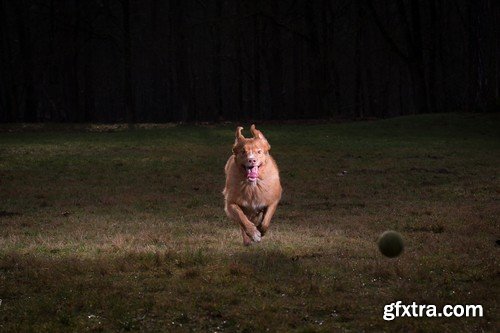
[248,158,256,164]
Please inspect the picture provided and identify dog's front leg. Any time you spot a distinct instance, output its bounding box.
[225,203,262,243]
[257,201,278,236]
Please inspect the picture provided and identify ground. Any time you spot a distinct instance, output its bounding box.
[0,113,498,332]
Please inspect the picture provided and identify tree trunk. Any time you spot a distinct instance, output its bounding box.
[428,0,438,113]
[213,0,223,121]
[266,2,284,119]
[14,0,37,122]
[172,0,191,121]
[83,28,94,123]
[0,0,18,121]
[235,1,244,120]
[72,0,81,122]
[122,0,136,123]
[304,1,320,117]
[252,6,261,119]
[292,3,303,119]
[409,0,429,114]
[354,1,364,118]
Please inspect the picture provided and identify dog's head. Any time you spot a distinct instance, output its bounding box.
[232,125,271,183]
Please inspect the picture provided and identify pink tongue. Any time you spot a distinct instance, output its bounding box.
[247,166,259,179]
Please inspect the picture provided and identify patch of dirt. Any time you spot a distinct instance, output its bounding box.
[410,167,452,174]
[0,211,21,218]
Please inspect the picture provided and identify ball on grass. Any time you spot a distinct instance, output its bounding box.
[378,230,404,258]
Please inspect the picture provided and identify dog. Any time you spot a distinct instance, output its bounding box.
[223,125,282,245]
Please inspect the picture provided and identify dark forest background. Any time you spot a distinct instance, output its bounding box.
[0,0,498,123]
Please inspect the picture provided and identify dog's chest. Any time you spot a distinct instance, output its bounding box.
[242,200,266,213]
[239,183,267,212]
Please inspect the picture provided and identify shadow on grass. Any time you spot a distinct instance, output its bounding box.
[0,248,320,331]
[230,248,305,279]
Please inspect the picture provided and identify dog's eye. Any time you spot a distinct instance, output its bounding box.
[257,150,262,154]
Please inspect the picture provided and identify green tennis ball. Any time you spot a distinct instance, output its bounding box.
[378,231,404,258]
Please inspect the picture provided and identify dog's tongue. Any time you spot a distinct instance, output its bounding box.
[247,166,259,179]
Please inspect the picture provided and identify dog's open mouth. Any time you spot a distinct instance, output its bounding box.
[245,165,260,182]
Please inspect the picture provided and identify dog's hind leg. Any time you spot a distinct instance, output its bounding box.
[257,202,278,236]
[250,211,264,227]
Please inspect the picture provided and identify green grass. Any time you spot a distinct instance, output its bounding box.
[0,113,499,332]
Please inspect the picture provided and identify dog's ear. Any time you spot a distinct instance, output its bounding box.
[250,124,271,150]
[250,124,266,140]
[235,126,245,141]
[232,126,245,154]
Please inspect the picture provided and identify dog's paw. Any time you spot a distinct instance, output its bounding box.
[251,230,262,242]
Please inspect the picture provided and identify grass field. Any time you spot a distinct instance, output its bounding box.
[0,113,499,332]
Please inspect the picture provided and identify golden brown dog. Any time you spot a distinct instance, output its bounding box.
[223,125,282,245]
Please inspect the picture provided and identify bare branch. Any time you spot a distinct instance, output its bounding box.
[363,0,409,62]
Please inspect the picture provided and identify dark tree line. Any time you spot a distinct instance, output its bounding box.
[0,0,498,123]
